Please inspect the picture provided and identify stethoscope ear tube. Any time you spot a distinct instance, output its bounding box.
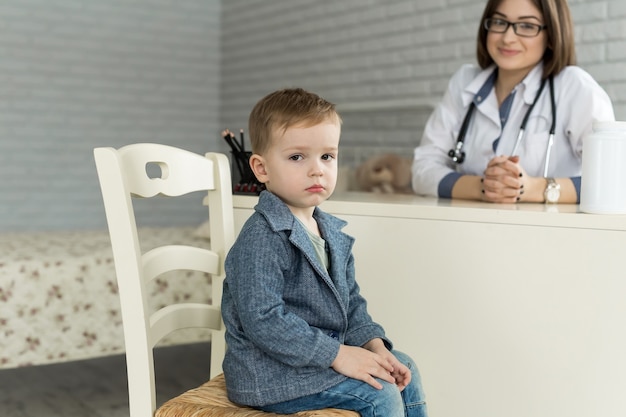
[448,102,476,164]
[511,77,548,155]
[543,77,557,177]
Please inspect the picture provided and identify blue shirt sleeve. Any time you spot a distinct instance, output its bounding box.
[571,176,581,203]
[438,171,463,198]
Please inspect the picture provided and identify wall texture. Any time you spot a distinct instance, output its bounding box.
[0,0,221,231]
[221,0,626,169]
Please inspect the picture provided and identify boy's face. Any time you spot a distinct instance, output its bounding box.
[250,121,340,216]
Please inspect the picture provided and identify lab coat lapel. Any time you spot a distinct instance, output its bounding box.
[465,65,501,128]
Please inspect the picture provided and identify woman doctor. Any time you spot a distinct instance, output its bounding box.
[412,0,614,204]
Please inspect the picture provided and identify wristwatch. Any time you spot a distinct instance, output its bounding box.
[544,178,560,203]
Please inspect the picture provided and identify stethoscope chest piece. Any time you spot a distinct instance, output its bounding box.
[448,141,466,163]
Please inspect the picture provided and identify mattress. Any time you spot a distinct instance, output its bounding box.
[0,227,212,368]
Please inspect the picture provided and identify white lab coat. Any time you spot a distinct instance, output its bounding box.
[412,63,615,197]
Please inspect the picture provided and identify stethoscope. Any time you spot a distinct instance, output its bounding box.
[448,75,556,177]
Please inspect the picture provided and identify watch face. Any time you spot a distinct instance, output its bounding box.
[546,188,560,203]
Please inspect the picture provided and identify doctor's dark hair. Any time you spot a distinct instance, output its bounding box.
[248,88,342,155]
[476,0,576,78]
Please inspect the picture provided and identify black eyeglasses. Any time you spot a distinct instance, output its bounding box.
[484,18,546,38]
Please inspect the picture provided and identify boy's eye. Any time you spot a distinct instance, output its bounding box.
[321,154,335,161]
[289,155,303,161]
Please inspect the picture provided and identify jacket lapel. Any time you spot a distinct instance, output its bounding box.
[255,191,351,312]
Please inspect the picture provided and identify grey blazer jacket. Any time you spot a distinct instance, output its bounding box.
[221,191,390,407]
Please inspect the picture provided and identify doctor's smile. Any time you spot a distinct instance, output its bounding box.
[498,48,521,57]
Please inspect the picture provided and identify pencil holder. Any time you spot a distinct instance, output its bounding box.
[230,150,265,195]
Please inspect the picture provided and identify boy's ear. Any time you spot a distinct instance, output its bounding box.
[249,154,268,183]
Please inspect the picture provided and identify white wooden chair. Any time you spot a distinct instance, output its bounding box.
[94,144,357,417]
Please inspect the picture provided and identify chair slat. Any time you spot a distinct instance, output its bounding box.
[142,245,220,283]
[150,304,222,348]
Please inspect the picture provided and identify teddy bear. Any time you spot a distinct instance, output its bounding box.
[354,153,413,194]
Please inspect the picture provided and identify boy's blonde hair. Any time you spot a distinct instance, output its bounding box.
[248,88,342,155]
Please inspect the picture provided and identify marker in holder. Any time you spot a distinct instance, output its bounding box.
[222,129,265,195]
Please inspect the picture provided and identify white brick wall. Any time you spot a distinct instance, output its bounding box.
[0,0,221,231]
[221,0,626,170]
[3,0,625,231]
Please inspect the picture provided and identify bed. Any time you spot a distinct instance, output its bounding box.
[0,226,212,369]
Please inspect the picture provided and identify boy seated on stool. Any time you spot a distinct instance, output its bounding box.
[221,87,428,417]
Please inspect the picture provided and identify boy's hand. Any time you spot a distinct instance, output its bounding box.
[331,344,395,390]
[388,357,412,391]
[363,338,412,391]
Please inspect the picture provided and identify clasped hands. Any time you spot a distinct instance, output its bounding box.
[331,338,411,391]
[481,155,527,203]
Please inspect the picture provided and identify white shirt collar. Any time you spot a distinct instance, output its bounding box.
[463,62,546,106]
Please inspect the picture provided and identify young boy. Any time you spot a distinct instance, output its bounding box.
[221,88,428,417]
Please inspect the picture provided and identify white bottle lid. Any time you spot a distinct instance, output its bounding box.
[592,120,626,132]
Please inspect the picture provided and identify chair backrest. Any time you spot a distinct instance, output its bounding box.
[94,144,235,417]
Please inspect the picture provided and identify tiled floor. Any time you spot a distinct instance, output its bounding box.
[0,342,212,417]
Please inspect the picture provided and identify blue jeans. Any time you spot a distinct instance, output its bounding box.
[258,350,427,417]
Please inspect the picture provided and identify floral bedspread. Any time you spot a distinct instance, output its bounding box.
[0,227,212,369]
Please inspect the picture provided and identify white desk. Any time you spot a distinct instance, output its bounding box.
[232,192,626,417]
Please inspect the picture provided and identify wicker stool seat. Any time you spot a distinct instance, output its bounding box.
[156,373,359,417]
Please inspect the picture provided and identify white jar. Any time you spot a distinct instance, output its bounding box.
[580,121,626,214]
